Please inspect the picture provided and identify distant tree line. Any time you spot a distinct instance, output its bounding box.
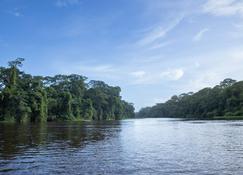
[0,58,135,122]
[136,78,243,119]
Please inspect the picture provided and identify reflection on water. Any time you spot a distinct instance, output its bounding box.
[0,121,120,157]
[1,119,243,174]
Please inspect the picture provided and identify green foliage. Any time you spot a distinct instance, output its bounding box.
[136,78,243,119]
[0,59,134,122]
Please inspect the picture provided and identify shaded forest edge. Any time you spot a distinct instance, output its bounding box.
[136,78,243,119]
[0,58,135,123]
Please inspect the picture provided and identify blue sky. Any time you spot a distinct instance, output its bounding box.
[1,0,243,110]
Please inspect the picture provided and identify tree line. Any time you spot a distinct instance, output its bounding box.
[0,58,135,122]
[136,78,243,119]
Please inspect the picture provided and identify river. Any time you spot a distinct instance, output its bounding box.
[1,118,243,174]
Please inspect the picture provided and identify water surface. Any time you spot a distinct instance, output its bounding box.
[1,118,243,174]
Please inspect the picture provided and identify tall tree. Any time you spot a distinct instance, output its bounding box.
[0,59,135,122]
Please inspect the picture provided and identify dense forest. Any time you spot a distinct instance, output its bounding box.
[136,78,243,119]
[0,58,135,122]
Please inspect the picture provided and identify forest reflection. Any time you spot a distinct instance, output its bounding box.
[0,121,121,159]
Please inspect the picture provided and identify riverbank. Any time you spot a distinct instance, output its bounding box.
[180,116,243,121]
[0,118,92,123]
[2,116,243,124]
[211,116,243,120]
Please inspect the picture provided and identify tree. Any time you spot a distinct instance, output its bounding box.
[0,59,135,122]
[220,78,236,89]
[136,79,243,119]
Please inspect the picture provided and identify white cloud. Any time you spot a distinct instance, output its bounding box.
[180,47,243,92]
[152,97,169,104]
[193,28,209,41]
[130,68,184,85]
[136,14,184,47]
[130,71,146,79]
[55,61,116,77]
[75,64,116,75]
[11,11,21,17]
[55,0,81,7]
[194,62,201,68]
[203,0,243,16]
[233,22,243,28]
[160,68,184,81]
[148,40,174,50]
[230,22,243,38]
[7,8,22,17]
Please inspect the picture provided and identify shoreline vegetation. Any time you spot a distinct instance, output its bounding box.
[1,59,243,123]
[210,116,243,120]
[136,78,243,120]
[0,58,135,123]
[179,116,243,120]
